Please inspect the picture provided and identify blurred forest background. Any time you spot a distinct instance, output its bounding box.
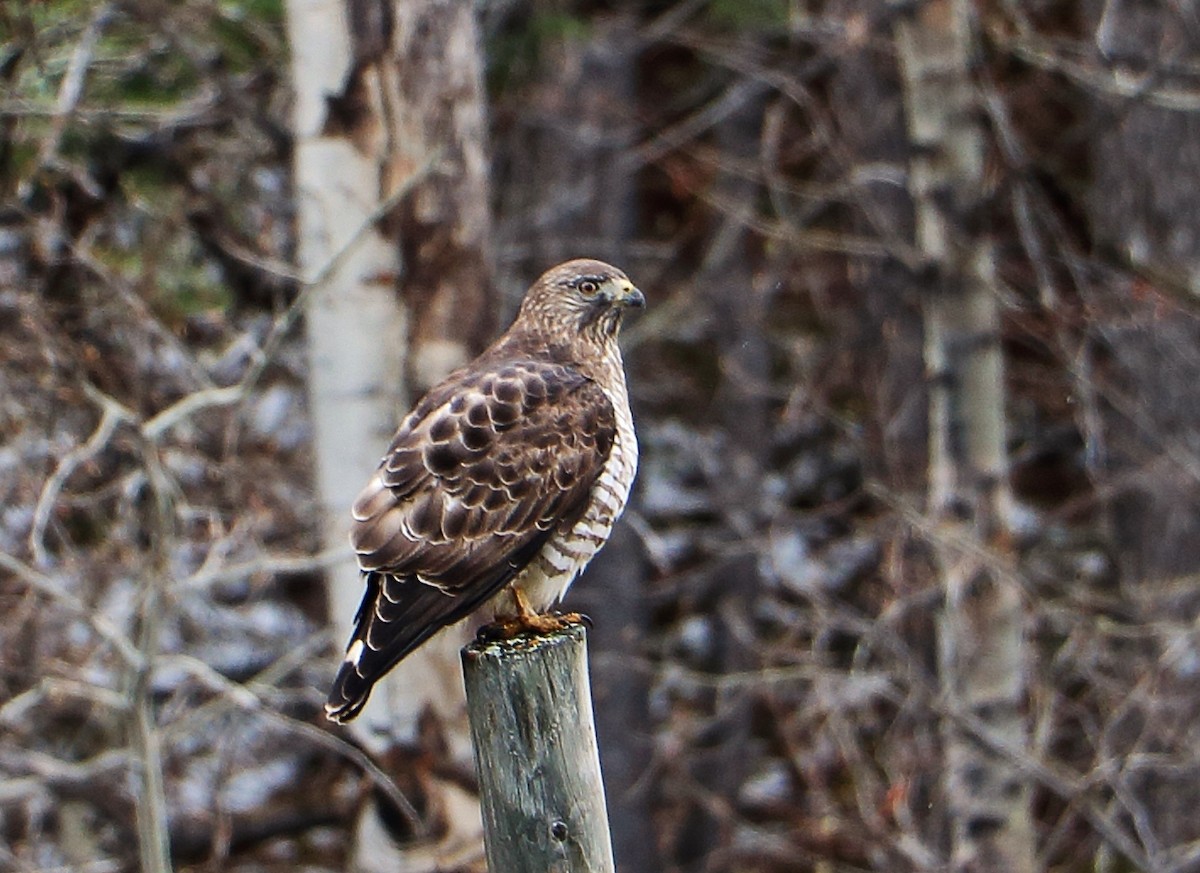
[4,0,1200,871]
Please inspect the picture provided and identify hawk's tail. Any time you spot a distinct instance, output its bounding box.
[324,570,478,723]
[325,571,402,724]
[327,552,543,722]
[326,621,427,724]
[325,648,374,724]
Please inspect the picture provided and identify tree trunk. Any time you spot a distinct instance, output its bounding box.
[896,4,1035,872]
[827,0,927,489]
[1086,0,1200,583]
[286,0,407,748]
[500,15,637,274]
[389,0,496,397]
[672,85,769,871]
[1084,0,1200,854]
[286,0,495,866]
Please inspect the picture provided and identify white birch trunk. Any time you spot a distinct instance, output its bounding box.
[286,0,412,750]
[287,0,494,867]
[896,4,1035,871]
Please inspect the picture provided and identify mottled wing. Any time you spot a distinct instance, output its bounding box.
[325,360,616,722]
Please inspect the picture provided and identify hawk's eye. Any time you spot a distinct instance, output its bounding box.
[578,279,600,296]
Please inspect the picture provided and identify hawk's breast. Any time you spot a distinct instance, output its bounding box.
[505,350,637,613]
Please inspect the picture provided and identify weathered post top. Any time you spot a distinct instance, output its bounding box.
[461,622,616,873]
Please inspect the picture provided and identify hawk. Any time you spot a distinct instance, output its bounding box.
[326,259,644,723]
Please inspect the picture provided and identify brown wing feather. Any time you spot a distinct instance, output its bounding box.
[326,360,616,722]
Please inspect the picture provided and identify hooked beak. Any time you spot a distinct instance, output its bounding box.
[614,279,645,309]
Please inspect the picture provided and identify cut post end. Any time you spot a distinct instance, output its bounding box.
[462,619,587,664]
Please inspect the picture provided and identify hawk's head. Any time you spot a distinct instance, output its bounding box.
[519,259,645,341]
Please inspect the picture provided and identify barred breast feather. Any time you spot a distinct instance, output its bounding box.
[510,347,637,612]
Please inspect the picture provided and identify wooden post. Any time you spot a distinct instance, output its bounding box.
[461,622,616,873]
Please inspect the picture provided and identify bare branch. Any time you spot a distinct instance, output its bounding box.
[36,3,113,171]
[159,652,426,835]
[179,547,348,591]
[141,149,441,441]
[127,442,175,873]
[993,29,1200,112]
[0,550,142,669]
[30,398,132,567]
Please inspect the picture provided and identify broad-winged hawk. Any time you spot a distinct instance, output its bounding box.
[326,259,643,722]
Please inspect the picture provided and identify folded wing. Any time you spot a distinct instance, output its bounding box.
[325,359,616,722]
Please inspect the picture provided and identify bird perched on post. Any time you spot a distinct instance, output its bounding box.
[326,259,644,723]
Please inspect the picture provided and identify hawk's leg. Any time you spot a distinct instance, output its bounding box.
[476,588,584,641]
